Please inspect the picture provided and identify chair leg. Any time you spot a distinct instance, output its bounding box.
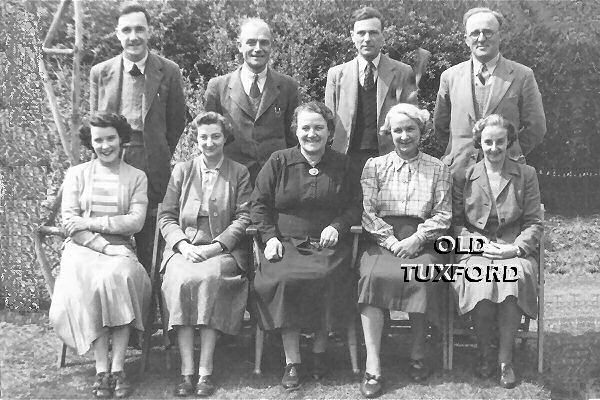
[57,343,67,368]
[442,287,449,370]
[448,286,454,371]
[254,325,264,375]
[347,319,360,375]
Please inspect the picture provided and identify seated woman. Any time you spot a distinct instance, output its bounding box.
[251,101,360,389]
[159,111,252,397]
[451,114,543,389]
[358,103,451,398]
[49,112,151,399]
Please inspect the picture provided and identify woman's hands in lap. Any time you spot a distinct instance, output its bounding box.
[319,226,339,248]
[64,216,89,236]
[482,242,519,259]
[178,242,222,263]
[264,237,283,261]
[390,235,422,259]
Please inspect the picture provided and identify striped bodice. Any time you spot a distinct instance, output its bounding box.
[90,171,120,217]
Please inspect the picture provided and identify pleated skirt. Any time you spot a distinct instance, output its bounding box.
[49,241,151,355]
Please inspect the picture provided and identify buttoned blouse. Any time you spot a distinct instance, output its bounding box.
[361,151,452,249]
[197,155,224,216]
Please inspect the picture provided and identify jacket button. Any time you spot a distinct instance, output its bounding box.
[501,218,506,223]
[213,212,218,217]
[211,198,216,201]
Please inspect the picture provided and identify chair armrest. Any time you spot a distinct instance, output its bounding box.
[350,225,363,235]
[246,225,258,236]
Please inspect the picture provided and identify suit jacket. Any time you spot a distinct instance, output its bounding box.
[158,157,252,272]
[434,56,546,179]
[204,67,300,182]
[452,158,543,259]
[62,159,148,253]
[325,54,418,155]
[90,52,186,205]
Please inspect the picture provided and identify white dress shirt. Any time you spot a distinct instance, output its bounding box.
[472,53,500,87]
[357,53,381,86]
[122,51,148,75]
[240,64,268,96]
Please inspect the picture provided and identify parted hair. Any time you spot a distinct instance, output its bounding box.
[379,103,430,136]
[351,7,384,30]
[79,112,132,150]
[462,7,504,30]
[472,114,517,149]
[117,2,151,25]
[290,101,336,144]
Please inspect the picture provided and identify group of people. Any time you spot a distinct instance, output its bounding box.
[47,2,546,399]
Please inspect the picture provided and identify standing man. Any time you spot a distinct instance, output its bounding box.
[325,6,418,178]
[204,18,300,183]
[434,7,546,179]
[90,2,186,272]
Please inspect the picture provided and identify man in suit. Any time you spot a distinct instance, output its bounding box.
[434,7,546,180]
[325,6,418,180]
[204,18,300,183]
[90,2,186,271]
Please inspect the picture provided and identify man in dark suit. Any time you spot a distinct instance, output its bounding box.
[325,6,418,180]
[90,2,186,271]
[434,7,546,180]
[204,18,300,183]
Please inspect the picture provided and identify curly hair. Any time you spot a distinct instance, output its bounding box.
[191,111,234,145]
[79,112,132,151]
[290,101,336,145]
[472,114,517,149]
[379,103,430,136]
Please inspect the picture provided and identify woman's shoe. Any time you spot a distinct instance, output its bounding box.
[281,363,301,390]
[92,372,113,399]
[311,352,327,380]
[408,358,431,382]
[195,375,216,397]
[112,371,132,398]
[360,372,383,398]
[475,351,496,379]
[499,362,517,389]
[174,375,195,397]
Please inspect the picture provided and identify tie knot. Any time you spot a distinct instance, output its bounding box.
[477,63,489,85]
[364,61,375,90]
[249,73,261,98]
[129,63,142,77]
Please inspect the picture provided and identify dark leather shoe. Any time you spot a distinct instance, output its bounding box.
[475,352,497,379]
[499,362,517,389]
[409,359,431,382]
[282,363,301,390]
[360,372,383,398]
[92,372,112,399]
[174,375,195,397]
[195,375,216,397]
[311,352,327,380]
[112,371,132,398]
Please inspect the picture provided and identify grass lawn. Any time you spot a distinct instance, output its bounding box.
[2,214,600,399]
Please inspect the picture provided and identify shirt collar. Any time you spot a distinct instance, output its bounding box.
[472,53,500,75]
[200,154,224,173]
[389,150,421,171]
[122,51,149,75]
[358,53,381,71]
[286,146,331,166]
[241,63,268,82]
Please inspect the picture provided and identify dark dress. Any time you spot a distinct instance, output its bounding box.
[251,147,361,331]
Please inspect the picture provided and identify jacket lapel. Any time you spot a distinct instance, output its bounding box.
[470,162,491,202]
[143,53,164,122]
[485,56,514,116]
[256,68,280,121]
[229,67,255,119]
[458,61,477,123]
[377,55,393,122]
[102,56,123,111]
[496,159,520,200]
[339,59,359,138]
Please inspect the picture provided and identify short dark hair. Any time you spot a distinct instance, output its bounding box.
[472,114,517,149]
[117,2,151,25]
[79,112,132,151]
[191,111,234,144]
[351,7,384,30]
[462,7,504,30]
[290,101,336,145]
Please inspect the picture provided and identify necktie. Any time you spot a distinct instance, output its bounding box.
[129,64,142,77]
[249,74,261,98]
[477,64,489,85]
[364,61,375,91]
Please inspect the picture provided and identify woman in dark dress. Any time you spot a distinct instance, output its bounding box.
[251,101,360,389]
[358,104,452,398]
[451,115,543,388]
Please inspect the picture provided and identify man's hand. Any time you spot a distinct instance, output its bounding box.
[264,237,283,261]
[319,226,339,248]
[482,242,519,260]
[63,216,89,236]
[390,235,422,259]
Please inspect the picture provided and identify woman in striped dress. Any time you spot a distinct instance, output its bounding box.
[49,112,151,399]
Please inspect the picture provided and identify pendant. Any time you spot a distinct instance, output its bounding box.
[308,167,319,176]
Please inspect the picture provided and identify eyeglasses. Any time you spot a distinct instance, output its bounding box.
[467,29,496,39]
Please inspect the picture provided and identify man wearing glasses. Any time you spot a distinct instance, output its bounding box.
[434,7,546,179]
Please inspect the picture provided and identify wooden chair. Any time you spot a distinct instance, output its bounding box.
[447,204,545,373]
[33,185,158,369]
[247,226,360,375]
[349,225,450,371]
